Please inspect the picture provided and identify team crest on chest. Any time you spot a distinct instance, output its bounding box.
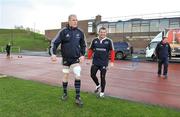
[104,41,109,44]
[66,34,70,38]
[94,40,98,44]
[76,33,80,38]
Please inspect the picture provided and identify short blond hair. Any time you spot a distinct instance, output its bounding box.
[68,14,77,21]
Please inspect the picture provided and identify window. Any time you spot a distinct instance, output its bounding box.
[149,42,158,49]
[108,23,116,33]
[132,21,141,32]
[159,19,169,31]
[88,21,94,33]
[150,20,159,32]
[116,22,124,33]
[170,18,180,28]
[141,20,150,32]
[124,22,132,32]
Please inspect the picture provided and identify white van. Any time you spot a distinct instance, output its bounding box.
[145,28,180,61]
[145,32,163,61]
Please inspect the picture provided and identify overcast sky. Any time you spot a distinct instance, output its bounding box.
[0,0,180,33]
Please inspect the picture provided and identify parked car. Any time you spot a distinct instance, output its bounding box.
[113,42,133,60]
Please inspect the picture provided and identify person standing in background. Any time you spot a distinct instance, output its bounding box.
[155,36,171,79]
[6,42,11,58]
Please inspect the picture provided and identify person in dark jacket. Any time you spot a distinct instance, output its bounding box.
[87,27,115,97]
[50,14,86,107]
[6,42,11,58]
[155,36,171,78]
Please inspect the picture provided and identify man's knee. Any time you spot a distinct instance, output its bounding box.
[73,65,81,78]
[62,66,70,74]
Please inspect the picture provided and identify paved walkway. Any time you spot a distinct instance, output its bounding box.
[1,54,180,109]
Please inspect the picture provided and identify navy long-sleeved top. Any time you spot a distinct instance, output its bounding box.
[155,41,171,59]
[89,37,114,66]
[51,26,86,59]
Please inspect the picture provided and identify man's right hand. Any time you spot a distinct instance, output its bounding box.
[79,56,85,63]
[51,55,57,62]
[110,62,114,67]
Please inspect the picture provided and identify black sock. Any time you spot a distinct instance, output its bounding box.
[74,80,81,99]
[62,82,68,95]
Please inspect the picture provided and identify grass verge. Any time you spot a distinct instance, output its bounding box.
[0,77,179,117]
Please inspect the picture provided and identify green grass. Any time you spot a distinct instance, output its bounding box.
[0,29,49,51]
[0,77,179,117]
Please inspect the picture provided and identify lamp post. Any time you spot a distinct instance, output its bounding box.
[11,29,13,46]
[34,22,36,39]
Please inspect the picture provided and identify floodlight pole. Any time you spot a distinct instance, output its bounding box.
[34,22,36,39]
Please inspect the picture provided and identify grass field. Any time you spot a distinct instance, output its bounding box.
[0,76,179,117]
[0,29,49,51]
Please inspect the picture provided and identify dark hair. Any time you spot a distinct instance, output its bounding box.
[99,27,106,32]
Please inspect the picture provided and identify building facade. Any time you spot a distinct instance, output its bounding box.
[97,17,180,48]
[45,14,180,49]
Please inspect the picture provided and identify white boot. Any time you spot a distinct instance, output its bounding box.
[99,92,104,98]
[94,84,100,93]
